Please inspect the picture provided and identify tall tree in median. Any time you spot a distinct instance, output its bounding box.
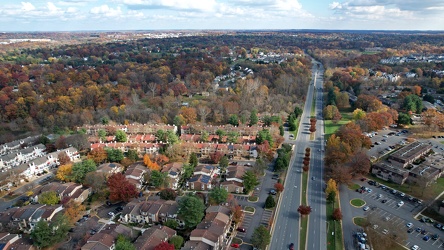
[298,205,312,216]
[178,195,205,229]
[251,225,271,250]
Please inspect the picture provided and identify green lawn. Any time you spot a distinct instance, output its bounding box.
[302,172,308,205]
[300,216,308,250]
[350,198,365,207]
[353,217,368,227]
[326,195,344,250]
[324,111,352,140]
[348,183,360,190]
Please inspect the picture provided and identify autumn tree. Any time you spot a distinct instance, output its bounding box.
[347,150,371,176]
[352,108,366,120]
[87,147,108,164]
[210,151,223,164]
[159,188,177,201]
[56,164,73,182]
[274,183,284,193]
[297,205,312,216]
[83,172,108,198]
[64,200,85,223]
[58,152,71,166]
[232,205,244,224]
[332,208,342,221]
[179,107,197,124]
[154,242,175,250]
[107,173,138,202]
[325,179,337,196]
[144,154,160,171]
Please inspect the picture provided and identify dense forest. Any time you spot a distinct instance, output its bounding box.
[1,31,444,143]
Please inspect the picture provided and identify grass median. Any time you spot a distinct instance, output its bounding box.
[299,171,309,250]
[326,194,344,250]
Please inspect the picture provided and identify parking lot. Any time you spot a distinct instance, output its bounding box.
[353,180,444,249]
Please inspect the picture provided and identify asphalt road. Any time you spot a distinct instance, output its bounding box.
[269,59,326,250]
[306,62,327,250]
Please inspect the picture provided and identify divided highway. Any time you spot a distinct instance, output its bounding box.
[270,59,326,250]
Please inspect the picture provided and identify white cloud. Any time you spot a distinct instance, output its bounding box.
[90,5,123,17]
[122,0,218,12]
[21,2,36,12]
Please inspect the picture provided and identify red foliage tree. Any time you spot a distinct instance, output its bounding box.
[297,205,312,216]
[274,183,284,192]
[210,151,224,164]
[302,165,309,172]
[107,173,138,202]
[154,242,175,250]
[332,208,342,221]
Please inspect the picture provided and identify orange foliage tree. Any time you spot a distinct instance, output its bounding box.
[143,154,160,171]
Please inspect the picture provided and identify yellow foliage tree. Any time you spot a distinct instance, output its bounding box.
[64,200,85,223]
[143,154,160,171]
[56,164,73,182]
[325,178,338,196]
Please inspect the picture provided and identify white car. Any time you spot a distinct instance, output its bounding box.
[397,201,404,207]
[363,206,370,211]
[108,212,115,216]
[377,194,383,199]
[406,222,413,228]
[411,245,419,250]
[382,229,389,235]
[367,188,372,193]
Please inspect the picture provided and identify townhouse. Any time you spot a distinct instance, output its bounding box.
[123,163,147,189]
[187,165,218,191]
[8,204,64,233]
[120,199,184,227]
[33,182,90,204]
[133,225,176,250]
[161,162,184,190]
[81,224,134,250]
[97,163,124,177]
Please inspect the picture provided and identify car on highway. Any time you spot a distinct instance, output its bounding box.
[289,243,294,250]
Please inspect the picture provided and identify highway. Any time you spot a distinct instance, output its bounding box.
[269,59,326,250]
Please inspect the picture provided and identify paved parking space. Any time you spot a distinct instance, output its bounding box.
[237,213,253,240]
[234,195,249,202]
[261,209,273,227]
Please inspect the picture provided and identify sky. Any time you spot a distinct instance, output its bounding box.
[1,0,443,31]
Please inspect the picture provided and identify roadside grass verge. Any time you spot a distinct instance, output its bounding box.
[350,198,365,207]
[299,171,309,250]
[324,110,353,140]
[327,195,343,250]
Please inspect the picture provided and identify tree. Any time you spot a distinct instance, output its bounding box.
[126,149,139,162]
[189,152,198,167]
[58,152,71,166]
[251,225,271,250]
[347,151,371,176]
[106,148,124,162]
[178,195,205,228]
[265,195,276,209]
[84,172,107,195]
[164,219,179,229]
[327,191,336,203]
[219,156,229,173]
[144,154,160,171]
[87,147,108,164]
[38,191,59,205]
[98,129,106,141]
[114,130,127,142]
[31,214,70,248]
[293,106,303,118]
[159,188,177,200]
[256,129,273,146]
[332,208,342,221]
[71,159,96,183]
[116,235,136,250]
[274,183,284,193]
[352,108,366,120]
[150,170,168,188]
[169,235,184,250]
[64,200,85,223]
[397,112,411,125]
[208,187,228,205]
[325,178,337,196]
[250,109,258,125]
[297,205,312,216]
[154,242,175,250]
[56,164,73,182]
[242,171,259,194]
[215,129,225,143]
[210,151,223,164]
[107,173,138,202]
[228,114,239,126]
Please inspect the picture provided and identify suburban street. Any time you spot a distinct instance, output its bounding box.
[269,59,326,250]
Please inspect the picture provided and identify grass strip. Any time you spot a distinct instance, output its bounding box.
[299,171,309,250]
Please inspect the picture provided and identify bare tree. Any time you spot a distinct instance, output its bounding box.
[148,82,157,97]
[197,105,211,124]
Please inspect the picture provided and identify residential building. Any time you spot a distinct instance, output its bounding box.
[124,163,147,189]
[97,163,124,177]
[133,225,176,250]
[161,162,183,190]
[388,141,432,168]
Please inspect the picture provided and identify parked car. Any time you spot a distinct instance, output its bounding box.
[231,243,240,248]
[407,228,414,233]
[411,245,419,250]
[397,201,404,207]
[363,206,370,211]
[269,189,277,195]
[237,227,246,232]
[432,234,439,240]
[423,235,430,241]
[406,222,413,228]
